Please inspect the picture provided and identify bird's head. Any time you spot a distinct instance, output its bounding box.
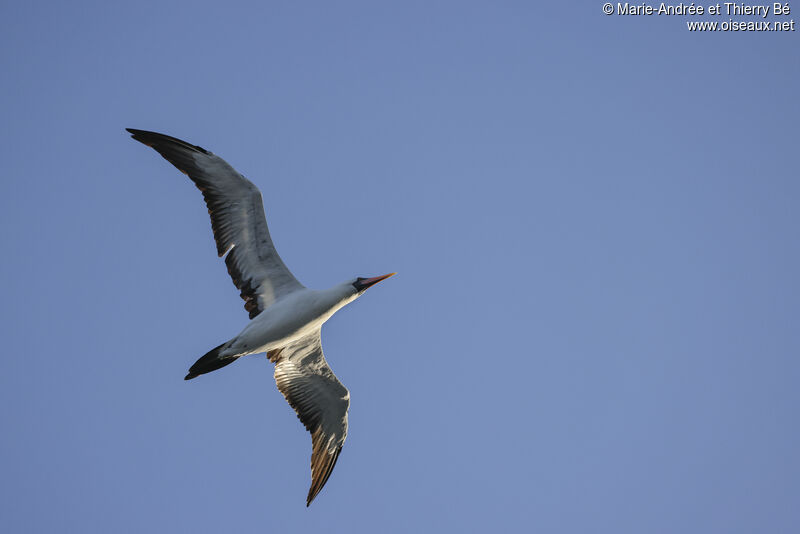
[352,272,396,294]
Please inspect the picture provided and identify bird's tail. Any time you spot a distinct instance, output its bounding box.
[185,342,240,380]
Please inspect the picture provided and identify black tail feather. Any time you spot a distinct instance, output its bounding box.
[185,343,240,380]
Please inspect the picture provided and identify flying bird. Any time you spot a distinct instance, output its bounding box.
[126,128,394,506]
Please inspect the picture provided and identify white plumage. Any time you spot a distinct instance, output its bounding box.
[127,128,394,506]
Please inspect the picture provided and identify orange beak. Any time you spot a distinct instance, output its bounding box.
[355,272,396,291]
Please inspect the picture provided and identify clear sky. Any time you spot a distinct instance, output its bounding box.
[1,1,798,532]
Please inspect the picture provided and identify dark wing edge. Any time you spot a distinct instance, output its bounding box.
[126,128,303,317]
[269,333,350,506]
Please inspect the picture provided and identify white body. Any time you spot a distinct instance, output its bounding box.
[222,282,359,357]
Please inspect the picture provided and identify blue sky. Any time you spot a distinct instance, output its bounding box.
[1,1,798,532]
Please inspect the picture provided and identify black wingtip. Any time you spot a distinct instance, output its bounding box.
[126,128,144,139]
[125,127,210,154]
[184,373,197,380]
[126,127,149,139]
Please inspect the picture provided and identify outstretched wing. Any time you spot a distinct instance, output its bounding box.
[127,128,303,317]
[269,331,350,506]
